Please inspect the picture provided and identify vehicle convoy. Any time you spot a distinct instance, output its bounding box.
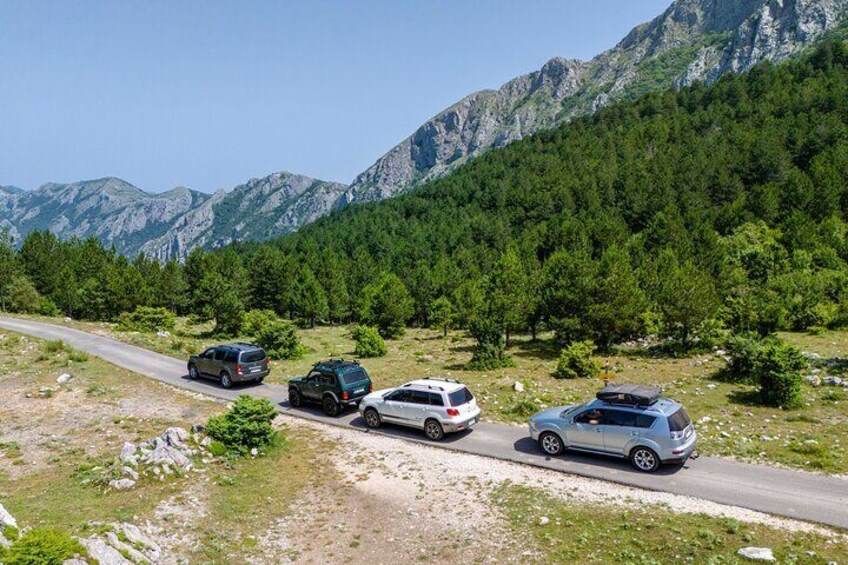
[359,377,481,441]
[187,343,270,388]
[288,359,373,416]
[528,384,697,473]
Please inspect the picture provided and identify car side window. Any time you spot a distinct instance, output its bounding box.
[224,350,238,363]
[387,390,411,402]
[429,393,444,406]
[306,371,321,382]
[213,349,226,361]
[319,373,336,386]
[575,409,605,425]
[201,348,215,359]
[606,410,637,427]
[409,391,430,405]
[635,414,657,429]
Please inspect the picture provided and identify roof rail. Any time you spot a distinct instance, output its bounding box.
[313,358,360,367]
[423,377,460,384]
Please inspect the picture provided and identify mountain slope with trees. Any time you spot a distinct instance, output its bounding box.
[5,42,848,359]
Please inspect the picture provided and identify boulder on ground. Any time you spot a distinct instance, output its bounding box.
[56,373,73,385]
[513,382,525,393]
[738,547,776,562]
[108,478,136,491]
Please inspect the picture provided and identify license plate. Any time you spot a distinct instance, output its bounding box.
[250,367,260,373]
[354,388,365,394]
[468,418,477,427]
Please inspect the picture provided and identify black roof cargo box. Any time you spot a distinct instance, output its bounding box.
[596,384,662,407]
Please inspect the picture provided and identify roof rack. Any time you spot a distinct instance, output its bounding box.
[596,384,661,407]
[313,358,360,368]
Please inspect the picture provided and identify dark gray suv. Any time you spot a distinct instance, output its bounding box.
[187,343,270,388]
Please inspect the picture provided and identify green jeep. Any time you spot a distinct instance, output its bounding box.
[288,359,373,416]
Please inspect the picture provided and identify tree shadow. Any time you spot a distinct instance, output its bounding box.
[511,339,561,361]
[726,389,761,406]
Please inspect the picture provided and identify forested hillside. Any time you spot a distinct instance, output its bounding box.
[5,42,848,357]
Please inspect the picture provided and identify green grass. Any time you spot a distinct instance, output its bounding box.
[495,484,848,564]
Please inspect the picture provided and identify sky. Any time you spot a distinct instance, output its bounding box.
[0,0,672,193]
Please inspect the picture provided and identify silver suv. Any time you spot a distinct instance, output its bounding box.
[358,378,481,441]
[528,384,697,472]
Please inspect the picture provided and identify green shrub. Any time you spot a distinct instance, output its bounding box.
[555,340,601,379]
[754,340,806,408]
[352,325,387,358]
[721,332,762,383]
[2,527,85,565]
[466,342,515,371]
[466,317,514,370]
[37,296,60,317]
[206,395,280,456]
[43,340,69,354]
[67,349,89,363]
[242,309,280,337]
[116,306,176,333]
[255,320,305,360]
[807,325,827,336]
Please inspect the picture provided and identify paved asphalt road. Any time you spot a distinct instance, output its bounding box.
[1,317,846,529]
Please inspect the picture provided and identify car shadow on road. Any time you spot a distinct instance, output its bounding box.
[512,437,686,476]
[177,374,267,391]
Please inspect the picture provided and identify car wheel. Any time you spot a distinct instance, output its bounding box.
[424,419,444,441]
[254,377,264,384]
[220,372,233,389]
[322,396,340,417]
[539,432,564,456]
[188,365,199,380]
[289,388,302,408]
[630,446,660,473]
[364,408,381,429]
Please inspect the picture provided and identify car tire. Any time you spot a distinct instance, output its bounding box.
[424,419,444,441]
[363,408,381,429]
[630,446,660,473]
[220,371,233,389]
[254,378,264,384]
[322,396,340,417]
[188,365,199,380]
[538,432,564,456]
[289,388,302,408]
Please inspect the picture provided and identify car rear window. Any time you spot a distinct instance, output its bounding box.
[340,368,369,385]
[667,408,691,432]
[240,350,266,363]
[448,387,474,407]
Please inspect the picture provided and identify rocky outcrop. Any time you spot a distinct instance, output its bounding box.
[75,522,163,565]
[340,0,848,206]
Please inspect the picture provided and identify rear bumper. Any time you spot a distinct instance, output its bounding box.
[660,432,698,463]
[233,369,270,382]
[443,413,480,433]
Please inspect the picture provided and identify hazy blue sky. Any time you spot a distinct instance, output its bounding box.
[1,1,671,193]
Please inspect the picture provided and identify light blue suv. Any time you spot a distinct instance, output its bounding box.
[528,384,697,472]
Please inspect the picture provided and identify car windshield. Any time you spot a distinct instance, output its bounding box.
[340,368,368,385]
[240,350,266,363]
[667,408,691,432]
[448,387,474,407]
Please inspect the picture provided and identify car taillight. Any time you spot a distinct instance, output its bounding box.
[446,408,460,417]
[670,430,686,440]
[341,391,350,400]
[236,364,244,374]
[369,383,373,392]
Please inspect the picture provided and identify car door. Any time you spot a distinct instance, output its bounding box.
[381,389,411,421]
[211,348,227,376]
[568,408,607,450]
[603,409,640,455]
[407,390,431,426]
[198,348,216,375]
[302,371,323,400]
